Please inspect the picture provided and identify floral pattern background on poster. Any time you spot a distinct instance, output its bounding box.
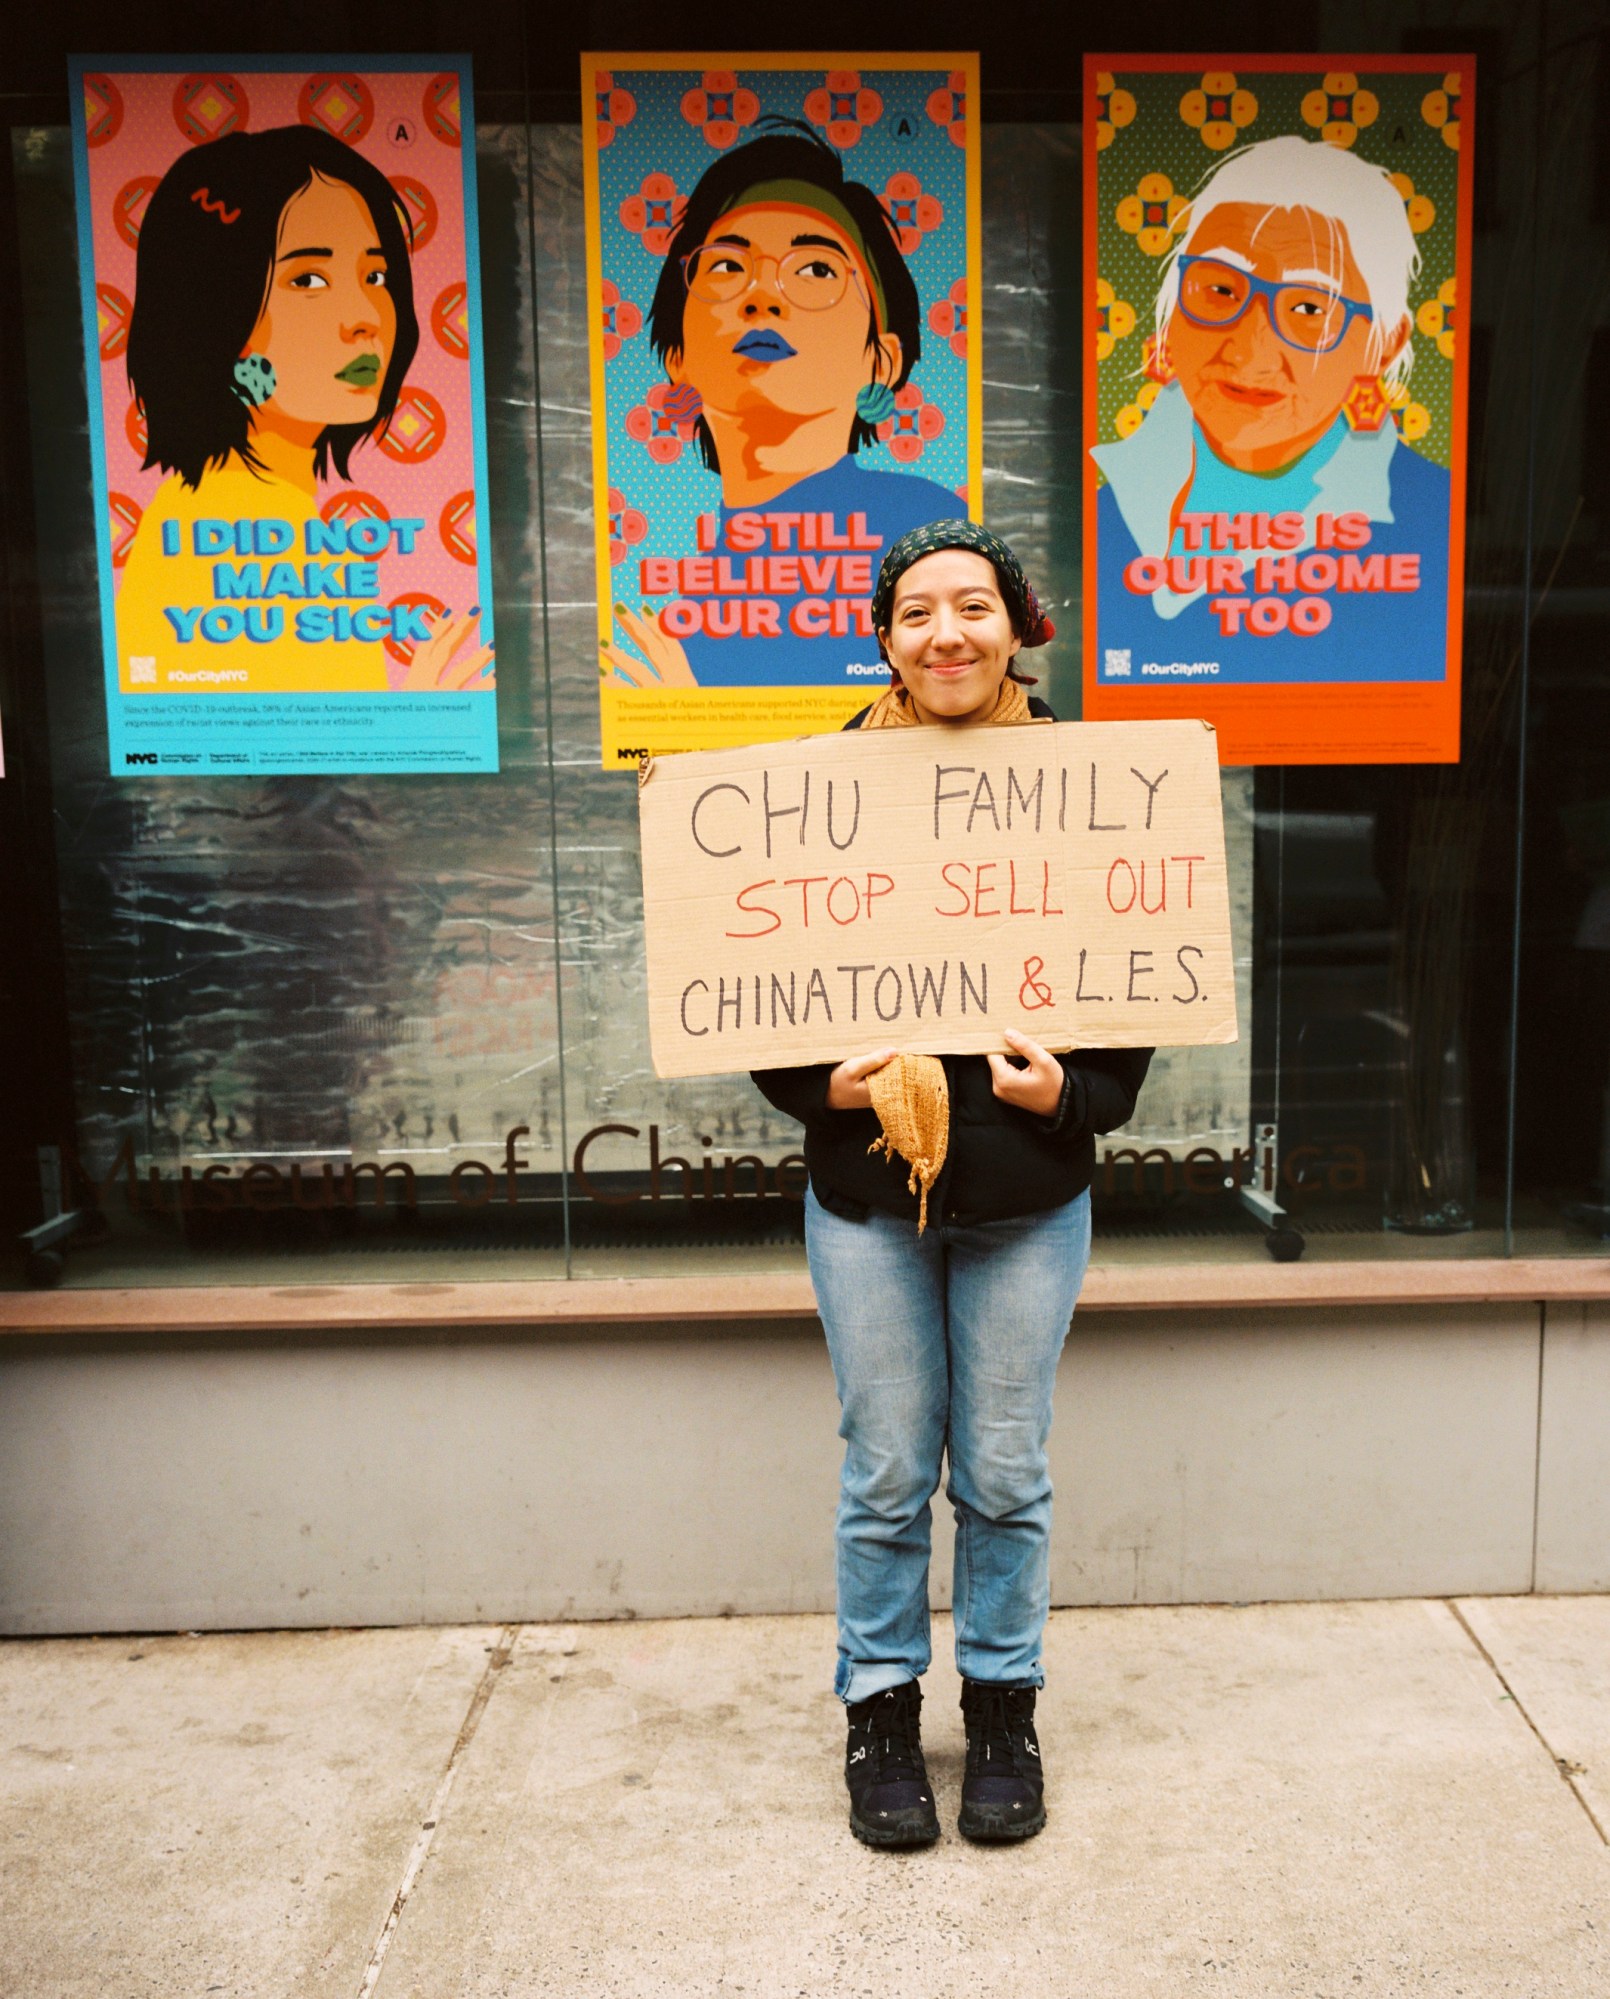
[1093,66,1460,463]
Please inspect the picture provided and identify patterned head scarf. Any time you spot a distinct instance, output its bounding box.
[870,520,1057,658]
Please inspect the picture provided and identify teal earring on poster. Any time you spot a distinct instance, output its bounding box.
[856,381,896,425]
[232,354,276,407]
[661,382,704,423]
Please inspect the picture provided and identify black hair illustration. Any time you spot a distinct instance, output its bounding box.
[126,126,420,490]
[649,120,921,472]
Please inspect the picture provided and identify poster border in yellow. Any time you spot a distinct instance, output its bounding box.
[581,51,983,770]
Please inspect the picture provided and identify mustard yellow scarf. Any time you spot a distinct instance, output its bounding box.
[858,676,1034,730]
[858,676,1043,1229]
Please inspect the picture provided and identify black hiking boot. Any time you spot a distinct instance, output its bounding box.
[958,1680,1046,1843]
[844,1680,940,1849]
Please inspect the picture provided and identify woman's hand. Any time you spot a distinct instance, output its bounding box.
[602,605,699,688]
[402,609,495,690]
[987,1029,1064,1117]
[826,1048,898,1111]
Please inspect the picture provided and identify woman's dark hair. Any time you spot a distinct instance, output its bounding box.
[126,126,420,490]
[649,121,921,472]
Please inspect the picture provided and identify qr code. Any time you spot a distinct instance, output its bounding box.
[1103,649,1132,678]
[128,657,157,685]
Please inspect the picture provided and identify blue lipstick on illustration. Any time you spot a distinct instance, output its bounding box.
[733,329,798,361]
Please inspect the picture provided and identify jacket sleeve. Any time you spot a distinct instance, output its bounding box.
[750,1063,835,1125]
[1045,1047,1153,1139]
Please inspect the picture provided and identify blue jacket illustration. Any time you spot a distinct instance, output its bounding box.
[1091,380,1451,686]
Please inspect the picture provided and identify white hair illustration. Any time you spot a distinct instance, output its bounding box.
[1154,134,1421,387]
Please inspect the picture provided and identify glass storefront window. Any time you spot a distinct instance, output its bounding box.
[3,9,1607,1291]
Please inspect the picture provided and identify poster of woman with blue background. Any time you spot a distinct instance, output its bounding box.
[584,56,981,765]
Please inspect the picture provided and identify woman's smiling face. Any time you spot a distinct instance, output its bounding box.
[669,201,899,432]
[1166,201,1389,473]
[243,174,397,430]
[881,548,1022,727]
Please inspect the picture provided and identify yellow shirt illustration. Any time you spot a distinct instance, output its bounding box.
[116,439,391,696]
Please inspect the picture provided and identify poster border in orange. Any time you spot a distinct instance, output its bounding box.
[1082,52,1476,767]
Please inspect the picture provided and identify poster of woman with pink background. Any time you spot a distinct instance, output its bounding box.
[70,58,497,775]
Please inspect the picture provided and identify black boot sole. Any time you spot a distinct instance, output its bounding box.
[957,1799,1046,1844]
[849,1805,942,1849]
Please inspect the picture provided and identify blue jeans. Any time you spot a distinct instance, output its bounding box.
[804,1185,1092,1705]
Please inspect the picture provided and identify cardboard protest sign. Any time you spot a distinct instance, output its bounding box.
[70,58,497,776]
[640,720,1236,1077]
[1083,55,1474,766]
[582,53,981,769]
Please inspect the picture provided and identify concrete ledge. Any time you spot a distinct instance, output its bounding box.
[1536,1302,1610,1591]
[2,1253,1608,1337]
[0,1303,1555,1629]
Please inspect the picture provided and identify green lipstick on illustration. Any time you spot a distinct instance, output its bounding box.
[336,353,381,387]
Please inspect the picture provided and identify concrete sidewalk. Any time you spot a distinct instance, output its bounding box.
[3,1600,1607,1997]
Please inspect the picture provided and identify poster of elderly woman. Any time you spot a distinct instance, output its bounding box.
[583,55,980,766]
[1084,55,1474,766]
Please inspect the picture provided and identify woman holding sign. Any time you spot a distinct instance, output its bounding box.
[753,521,1151,1849]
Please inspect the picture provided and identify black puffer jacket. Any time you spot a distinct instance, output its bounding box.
[751,697,1152,1227]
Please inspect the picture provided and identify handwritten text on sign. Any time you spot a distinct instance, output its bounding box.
[639,719,1237,1077]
